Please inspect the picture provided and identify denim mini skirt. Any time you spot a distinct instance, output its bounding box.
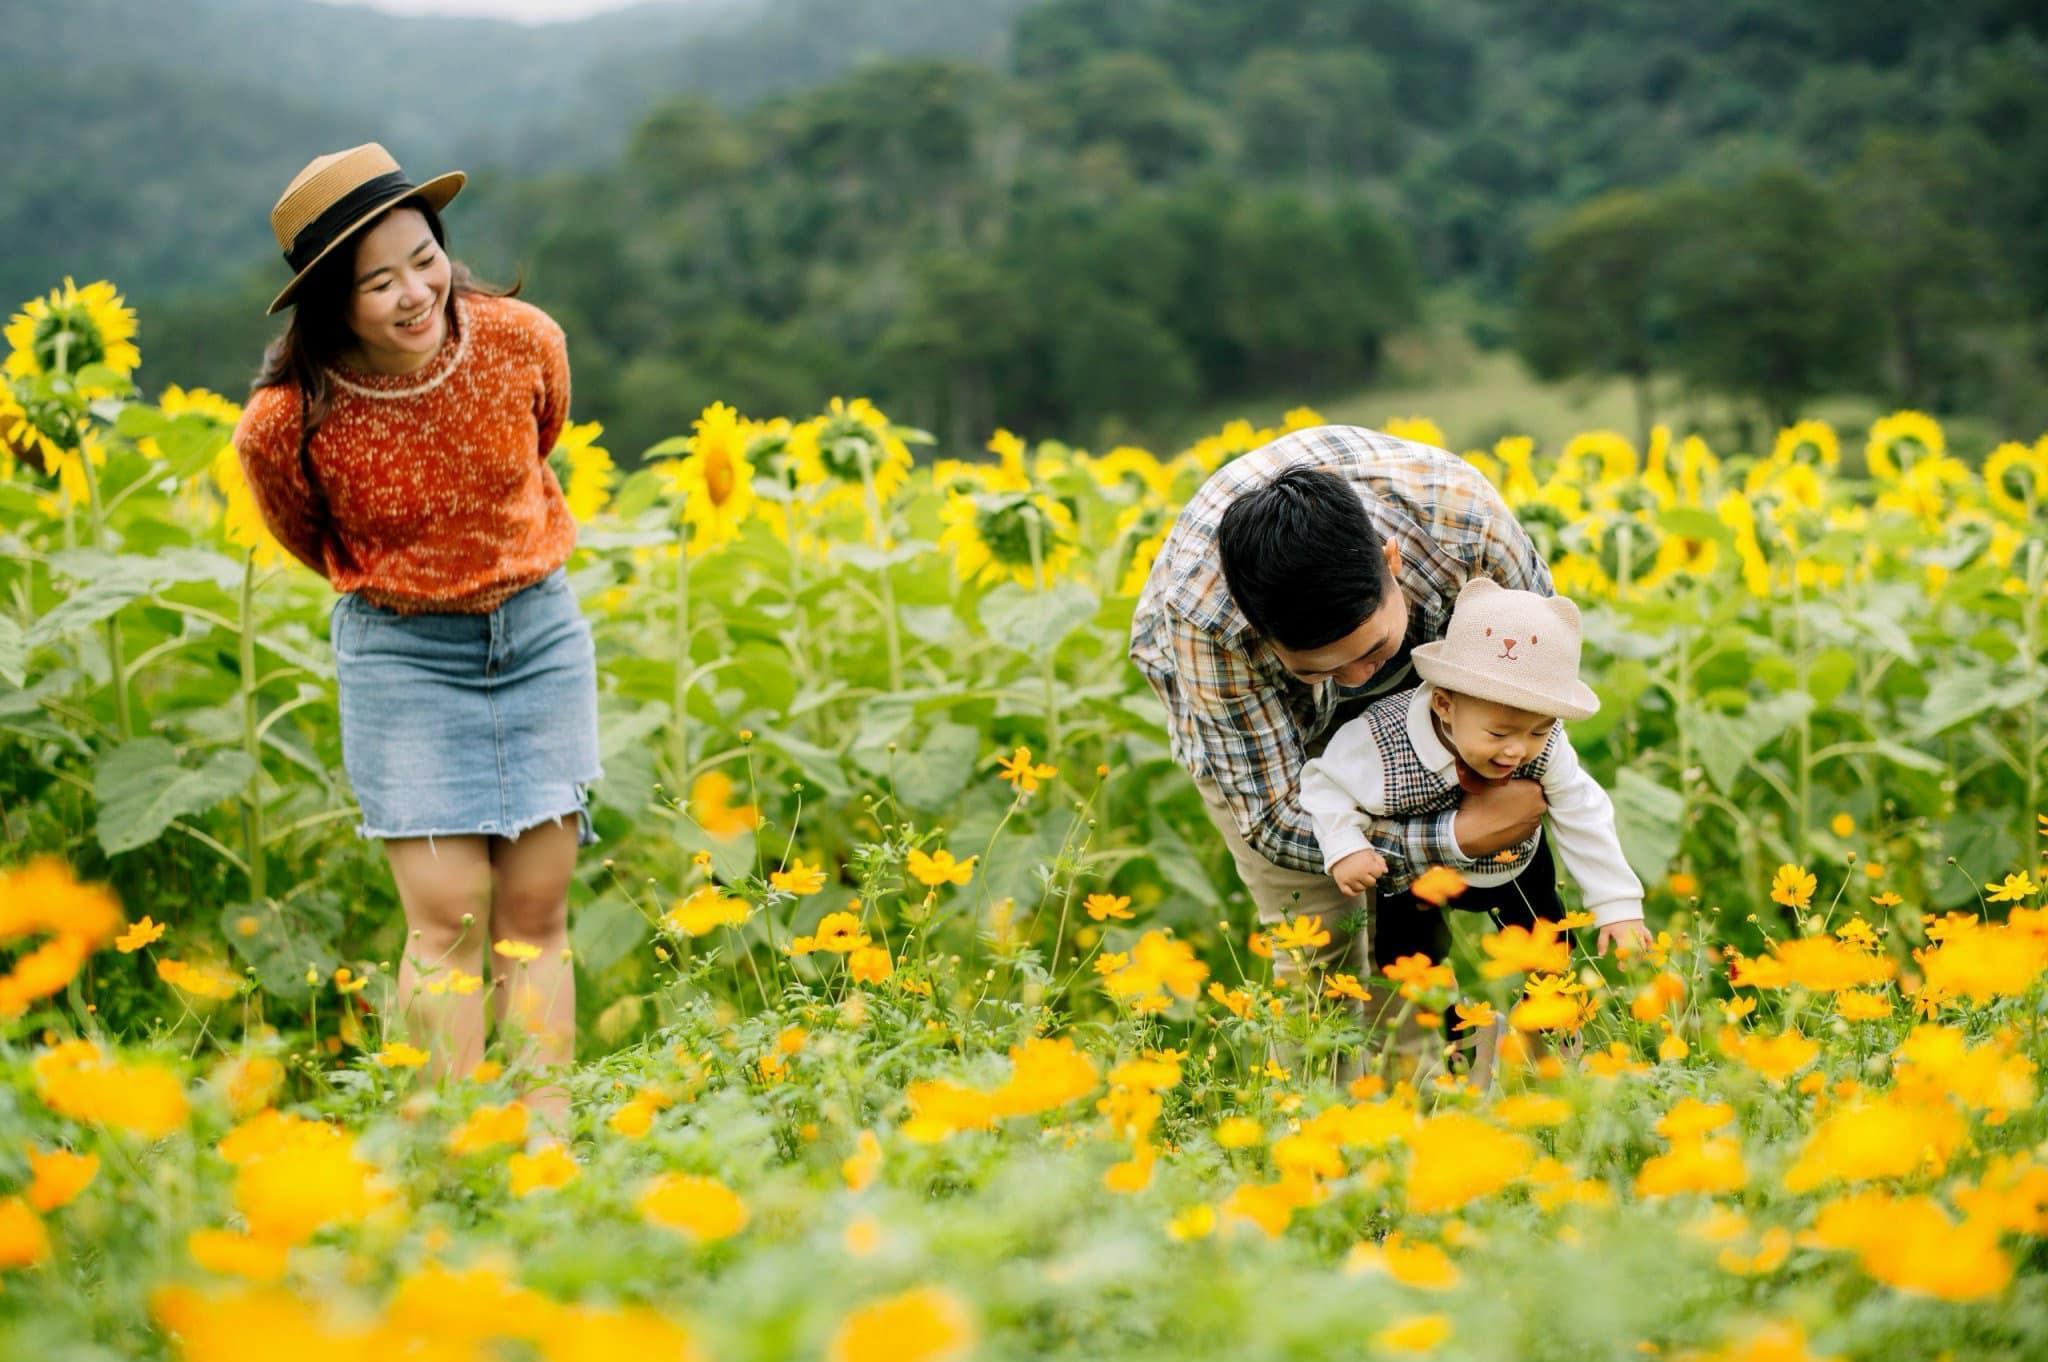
[330,568,602,847]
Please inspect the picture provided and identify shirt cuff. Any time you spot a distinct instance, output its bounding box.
[1588,898,1644,929]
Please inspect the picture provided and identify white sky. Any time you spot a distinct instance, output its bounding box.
[313,0,675,23]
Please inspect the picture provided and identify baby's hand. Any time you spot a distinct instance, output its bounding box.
[1596,917,1654,957]
[1331,848,1388,897]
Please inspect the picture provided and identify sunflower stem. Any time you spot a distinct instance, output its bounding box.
[74,410,132,740]
[1025,505,1061,752]
[853,442,903,691]
[239,551,266,904]
[673,500,693,879]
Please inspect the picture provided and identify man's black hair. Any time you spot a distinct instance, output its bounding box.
[1217,466,1390,651]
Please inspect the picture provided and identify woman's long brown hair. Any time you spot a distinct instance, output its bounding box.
[250,199,518,532]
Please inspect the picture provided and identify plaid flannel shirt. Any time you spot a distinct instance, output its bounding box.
[1129,425,1553,876]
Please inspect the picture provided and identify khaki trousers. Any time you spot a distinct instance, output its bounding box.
[1195,773,1441,1076]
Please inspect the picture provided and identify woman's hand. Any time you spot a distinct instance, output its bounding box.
[1452,778,1546,856]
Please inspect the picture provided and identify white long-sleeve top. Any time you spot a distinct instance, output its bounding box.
[1299,684,1644,927]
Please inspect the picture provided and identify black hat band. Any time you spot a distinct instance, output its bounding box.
[284,171,417,273]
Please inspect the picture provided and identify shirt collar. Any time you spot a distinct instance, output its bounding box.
[1406,683,1459,778]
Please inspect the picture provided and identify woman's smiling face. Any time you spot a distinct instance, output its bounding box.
[342,207,452,374]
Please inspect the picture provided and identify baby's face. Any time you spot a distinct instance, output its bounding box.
[1432,692,1555,778]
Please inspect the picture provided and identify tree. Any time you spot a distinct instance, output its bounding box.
[1662,167,1884,428]
[1515,188,1688,444]
[1834,132,2008,408]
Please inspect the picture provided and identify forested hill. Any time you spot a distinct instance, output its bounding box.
[27,0,2048,451]
[1,0,1031,305]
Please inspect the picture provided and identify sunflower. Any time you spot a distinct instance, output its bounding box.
[1080,444,1173,499]
[1383,415,1448,449]
[653,403,755,553]
[209,446,291,568]
[158,383,242,425]
[5,278,140,389]
[1863,410,1944,482]
[1113,503,1170,597]
[1489,435,1542,507]
[550,420,613,523]
[0,382,69,481]
[1555,430,1639,490]
[789,397,915,516]
[1980,439,2046,522]
[1772,418,1840,469]
[938,491,1078,590]
[1179,417,1271,473]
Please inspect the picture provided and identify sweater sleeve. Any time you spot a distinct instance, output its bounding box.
[231,386,328,579]
[532,309,571,459]
[1538,733,1644,926]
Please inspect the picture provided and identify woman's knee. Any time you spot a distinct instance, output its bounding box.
[492,879,570,941]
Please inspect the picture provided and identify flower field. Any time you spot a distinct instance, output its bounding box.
[2,279,2048,1360]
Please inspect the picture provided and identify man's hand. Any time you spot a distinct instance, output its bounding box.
[1596,918,1654,957]
[1452,778,1546,856]
[1331,848,1388,897]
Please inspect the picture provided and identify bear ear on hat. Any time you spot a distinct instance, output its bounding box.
[1543,594,1583,627]
[1457,576,1505,602]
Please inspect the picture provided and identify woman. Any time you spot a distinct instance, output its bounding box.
[233,143,601,1133]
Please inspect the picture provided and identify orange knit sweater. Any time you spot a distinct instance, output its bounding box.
[233,294,578,614]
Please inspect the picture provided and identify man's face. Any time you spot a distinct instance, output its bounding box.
[1267,539,1409,688]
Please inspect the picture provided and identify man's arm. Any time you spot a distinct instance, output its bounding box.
[1165,612,1327,873]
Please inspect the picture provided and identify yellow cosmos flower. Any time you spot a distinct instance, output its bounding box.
[829,1285,975,1362]
[446,1102,528,1156]
[114,915,164,953]
[5,277,140,385]
[790,911,871,956]
[507,1142,579,1197]
[1770,863,1817,910]
[663,886,752,937]
[373,1042,429,1069]
[1986,871,2039,902]
[1268,914,1331,954]
[938,489,1079,589]
[24,1145,98,1213]
[639,1172,748,1242]
[995,745,1057,794]
[907,848,976,887]
[1083,893,1133,921]
[769,857,827,896]
[492,939,541,963]
[689,770,760,840]
[185,1228,288,1282]
[848,945,893,984]
[158,957,241,1001]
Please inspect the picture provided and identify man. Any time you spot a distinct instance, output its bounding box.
[1129,425,1553,993]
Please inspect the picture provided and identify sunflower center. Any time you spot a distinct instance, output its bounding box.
[815,418,879,485]
[976,498,1061,567]
[32,308,106,375]
[703,448,736,505]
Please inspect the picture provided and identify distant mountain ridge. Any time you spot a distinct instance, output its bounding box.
[2,0,1028,301]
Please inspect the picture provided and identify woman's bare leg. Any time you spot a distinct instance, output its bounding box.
[384,835,493,1079]
[488,817,580,1135]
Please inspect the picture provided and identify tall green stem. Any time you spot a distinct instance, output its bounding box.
[75,421,132,740]
[239,552,266,903]
[673,502,693,855]
[1025,504,1061,752]
[853,446,903,691]
[2024,539,2044,851]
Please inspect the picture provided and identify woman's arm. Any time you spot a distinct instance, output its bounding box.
[231,387,329,578]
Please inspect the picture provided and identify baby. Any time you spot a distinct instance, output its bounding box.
[1300,577,1651,958]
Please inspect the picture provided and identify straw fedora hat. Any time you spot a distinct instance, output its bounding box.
[1411,578,1601,720]
[265,143,465,314]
